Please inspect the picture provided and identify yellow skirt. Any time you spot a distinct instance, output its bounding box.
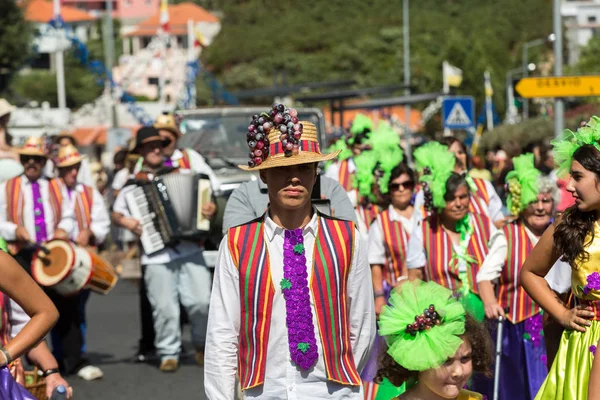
[535,320,600,399]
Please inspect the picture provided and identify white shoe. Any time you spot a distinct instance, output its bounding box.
[77,365,104,381]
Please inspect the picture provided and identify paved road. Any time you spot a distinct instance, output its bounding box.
[68,279,207,399]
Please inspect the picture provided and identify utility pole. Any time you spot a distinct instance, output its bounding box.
[553,0,564,138]
[53,0,66,110]
[403,0,413,166]
[104,0,118,128]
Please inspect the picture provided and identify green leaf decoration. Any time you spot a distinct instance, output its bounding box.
[297,342,310,354]
[280,278,292,290]
[293,243,305,255]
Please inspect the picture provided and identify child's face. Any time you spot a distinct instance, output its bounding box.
[567,160,600,212]
[420,340,473,399]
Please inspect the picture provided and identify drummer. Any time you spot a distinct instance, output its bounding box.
[0,136,74,270]
[50,144,110,381]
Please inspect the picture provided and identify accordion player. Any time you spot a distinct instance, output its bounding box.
[125,171,213,255]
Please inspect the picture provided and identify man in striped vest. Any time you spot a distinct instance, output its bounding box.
[50,143,110,381]
[205,105,376,399]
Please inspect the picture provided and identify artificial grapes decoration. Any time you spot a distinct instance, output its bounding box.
[507,179,522,216]
[246,104,303,167]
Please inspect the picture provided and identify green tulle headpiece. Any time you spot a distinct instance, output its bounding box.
[552,116,600,178]
[379,280,467,372]
[353,148,378,202]
[505,153,541,216]
[414,142,456,210]
[348,114,374,146]
[371,121,404,194]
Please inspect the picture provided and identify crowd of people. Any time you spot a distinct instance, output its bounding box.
[2,96,600,400]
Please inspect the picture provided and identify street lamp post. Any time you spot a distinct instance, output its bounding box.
[522,38,545,120]
[506,64,535,124]
[403,0,413,166]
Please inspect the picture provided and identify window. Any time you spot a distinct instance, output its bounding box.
[589,15,597,23]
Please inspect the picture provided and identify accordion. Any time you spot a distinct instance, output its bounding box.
[125,172,212,255]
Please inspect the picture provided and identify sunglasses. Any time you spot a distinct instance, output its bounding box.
[389,181,415,191]
[20,155,45,164]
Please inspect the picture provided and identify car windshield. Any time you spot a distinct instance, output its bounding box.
[178,111,323,167]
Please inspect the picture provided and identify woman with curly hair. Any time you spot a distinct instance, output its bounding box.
[521,116,600,399]
[376,280,493,400]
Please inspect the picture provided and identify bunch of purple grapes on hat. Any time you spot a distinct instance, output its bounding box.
[246,103,303,167]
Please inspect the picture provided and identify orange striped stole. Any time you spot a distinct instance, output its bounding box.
[377,208,410,284]
[498,221,541,323]
[179,149,192,169]
[338,159,354,191]
[422,213,491,294]
[357,204,380,231]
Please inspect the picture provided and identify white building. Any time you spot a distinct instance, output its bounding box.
[562,0,600,64]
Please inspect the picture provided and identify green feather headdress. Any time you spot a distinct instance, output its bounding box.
[347,114,374,146]
[371,121,404,194]
[378,280,466,372]
[552,116,600,177]
[324,139,353,171]
[413,142,456,210]
[353,148,378,202]
[505,153,541,216]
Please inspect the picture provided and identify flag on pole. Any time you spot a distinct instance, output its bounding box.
[443,62,463,87]
[159,0,169,33]
[194,26,206,48]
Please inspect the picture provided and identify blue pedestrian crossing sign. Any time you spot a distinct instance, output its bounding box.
[443,96,475,130]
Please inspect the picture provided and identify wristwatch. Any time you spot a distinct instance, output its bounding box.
[42,368,60,377]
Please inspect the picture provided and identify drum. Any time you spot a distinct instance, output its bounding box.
[31,239,118,296]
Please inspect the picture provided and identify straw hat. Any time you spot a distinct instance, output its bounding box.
[0,99,15,118]
[238,120,339,171]
[55,130,77,146]
[16,137,47,157]
[154,113,181,138]
[56,144,86,168]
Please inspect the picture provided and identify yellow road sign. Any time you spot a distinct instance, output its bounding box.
[515,76,600,98]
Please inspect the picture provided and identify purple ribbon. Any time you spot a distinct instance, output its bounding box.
[31,181,47,243]
[281,228,318,370]
[0,367,37,399]
[163,158,173,168]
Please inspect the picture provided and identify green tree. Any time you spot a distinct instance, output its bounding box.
[11,54,103,109]
[0,1,32,92]
[200,0,554,118]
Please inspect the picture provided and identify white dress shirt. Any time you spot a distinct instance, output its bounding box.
[111,168,131,191]
[205,212,376,400]
[406,213,507,279]
[0,176,75,242]
[475,222,572,293]
[64,182,111,245]
[368,205,413,266]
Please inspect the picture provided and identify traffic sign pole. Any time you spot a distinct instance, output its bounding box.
[554,0,564,138]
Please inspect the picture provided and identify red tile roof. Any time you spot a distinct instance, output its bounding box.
[126,2,219,37]
[23,0,96,23]
[71,126,141,146]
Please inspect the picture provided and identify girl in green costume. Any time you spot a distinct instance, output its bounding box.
[521,116,600,400]
[376,280,493,400]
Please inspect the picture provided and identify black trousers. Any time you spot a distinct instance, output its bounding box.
[138,265,155,353]
[14,249,87,375]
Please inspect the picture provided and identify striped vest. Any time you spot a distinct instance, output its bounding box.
[338,159,354,191]
[357,204,380,231]
[376,208,410,284]
[5,177,62,253]
[468,178,490,216]
[52,180,94,234]
[498,221,541,323]
[227,215,361,390]
[422,213,491,294]
[0,294,9,347]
